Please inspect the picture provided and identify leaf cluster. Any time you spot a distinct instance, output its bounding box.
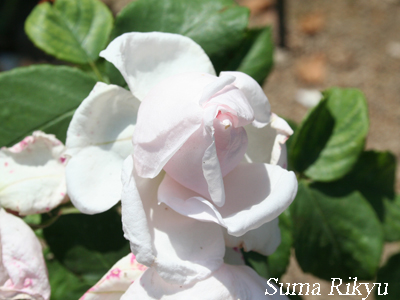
[245,89,399,299]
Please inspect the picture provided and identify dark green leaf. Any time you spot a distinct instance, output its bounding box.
[283,118,298,171]
[317,151,396,221]
[383,195,400,241]
[25,0,113,64]
[375,253,397,299]
[0,65,96,146]
[43,208,129,285]
[289,88,369,181]
[291,181,383,280]
[104,61,127,87]
[237,26,274,84]
[47,259,91,300]
[243,250,270,279]
[112,0,249,73]
[268,210,293,279]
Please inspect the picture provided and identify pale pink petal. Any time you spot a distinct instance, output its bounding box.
[198,75,235,105]
[163,80,252,207]
[100,32,216,100]
[224,218,281,256]
[121,156,155,267]
[133,73,215,179]
[221,71,271,127]
[245,113,293,168]
[158,163,297,236]
[270,113,293,166]
[66,82,139,214]
[0,209,50,300]
[121,264,288,300]
[121,157,225,285]
[201,135,225,207]
[0,132,66,215]
[204,84,254,128]
[80,253,146,300]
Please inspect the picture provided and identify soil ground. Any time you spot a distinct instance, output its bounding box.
[248,0,400,193]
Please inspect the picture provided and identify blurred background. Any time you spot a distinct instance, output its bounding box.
[1,0,399,298]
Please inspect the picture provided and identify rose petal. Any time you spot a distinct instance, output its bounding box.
[221,71,271,127]
[0,131,66,215]
[133,73,215,179]
[163,80,252,207]
[80,253,146,300]
[224,218,281,256]
[121,264,287,299]
[100,32,216,100]
[121,156,155,267]
[158,163,297,236]
[245,113,293,168]
[0,209,50,300]
[270,114,293,166]
[66,82,139,214]
[121,156,225,285]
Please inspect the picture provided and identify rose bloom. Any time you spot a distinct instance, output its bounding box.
[0,209,50,300]
[0,131,67,215]
[65,31,297,299]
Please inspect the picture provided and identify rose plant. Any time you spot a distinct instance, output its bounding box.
[0,0,398,298]
[64,31,297,298]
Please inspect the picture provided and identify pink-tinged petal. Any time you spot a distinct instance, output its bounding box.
[158,163,297,236]
[0,131,66,215]
[204,84,254,128]
[224,218,281,256]
[202,137,225,207]
[100,32,216,100]
[121,156,155,267]
[0,209,50,300]
[163,80,252,207]
[121,264,288,300]
[221,71,271,127]
[245,113,293,168]
[66,82,139,214]
[133,73,215,179]
[270,113,293,166]
[80,253,146,300]
[198,75,235,105]
[164,116,249,208]
[121,156,225,285]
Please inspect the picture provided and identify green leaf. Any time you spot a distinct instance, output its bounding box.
[289,88,369,181]
[268,210,293,279]
[0,65,96,146]
[43,208,129,285]
[112,0,249,73]
[237,26,274,84]
[383,195,400,241]
[25,0,113,64]
[243,251,270,279]
[375,253,397,299]
[320,151,396,221]
[291,181,383,281]
[47,259,91,300]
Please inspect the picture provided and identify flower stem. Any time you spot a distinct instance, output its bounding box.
[89,60,105,82]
